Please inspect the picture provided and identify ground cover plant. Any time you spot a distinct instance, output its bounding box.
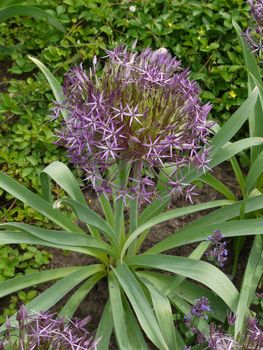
[0,35,263,348]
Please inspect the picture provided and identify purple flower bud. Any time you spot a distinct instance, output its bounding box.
[206,230,228,268]
[227,311,236,326]
[16,304,27,327]
[54,46,212,204]
[190,297,211,319]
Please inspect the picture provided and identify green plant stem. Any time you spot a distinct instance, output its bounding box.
[113,162,129,247]
[99,193,114,228]
[230,156,245,198]
[232,236,246,278]
[127,164,140,257]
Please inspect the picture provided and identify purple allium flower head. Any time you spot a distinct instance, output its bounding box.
[206,230,228,268]
[0,305,99,350]
[244,1,263,59]
[208,324,237,350]
[246,317,263,347]
[249,0,263,26]
[54,46,212,204]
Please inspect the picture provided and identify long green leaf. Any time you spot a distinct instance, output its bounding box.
[138,272,210,338]
[54,197,117,246]
[140,277,177,349]
[0,231,106,260]
[245,149,263,195]
[233,21,263,162]
[127,255,239,311]
[96,300,113,350]
[40,161,86,205]
[28,56,68,120]
[0,266,87,299]
[234,235,263,338]
[147,218,263,254]
[114,263,169,350]
[121,200,232,259]
[184,195,263,229]
[25,266,104,311]
[0,171,83,233]
[209,137,263,169]
[198,173,236,201]
[0,5,65,31]
[0,223,113,255]
[108,273,131,350]
[59,272,106,319]
[122,297,148,349]
[209,87,259,156]
[41,161,100,237]
[164,241,210,293]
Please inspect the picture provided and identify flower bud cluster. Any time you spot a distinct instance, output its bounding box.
[206,230,228,268]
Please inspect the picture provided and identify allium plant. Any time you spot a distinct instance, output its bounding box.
[0,305,99,350]
[54,46,212,204]
[0,45,262,350]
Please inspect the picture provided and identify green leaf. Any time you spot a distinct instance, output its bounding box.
[139,198,169,225]
[40,161,86,205]
[127,255,239,311]
[234,235,263,338]
[28,56,68,119]
[147,218,263,254]
[96,300,113,350]
[245,150,263,195]
[0,5,65,32]
[209,137,263,169]
[164,241,210,293]
[0,223,113,255]
[0,264,104,331]
[138,272,211,339]
[0,171,83,233]
[53,197,117,246]
[0,231,105,259]
[121,200,232,259]
[122,297,148,349]
[209,87,259,156]
[0,266,88,299]
[140,277,177,350]
[41,161,100,237]
[184,195,263,229]
[198,173,236,201]
[59,272,106,319]
[108,272,131,350]
[114,263,169,350]
[233,21,263,162]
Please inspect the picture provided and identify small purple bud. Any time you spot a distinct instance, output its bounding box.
[206,230,228,268]
[16,304,27,323]
[227,311,236,326]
